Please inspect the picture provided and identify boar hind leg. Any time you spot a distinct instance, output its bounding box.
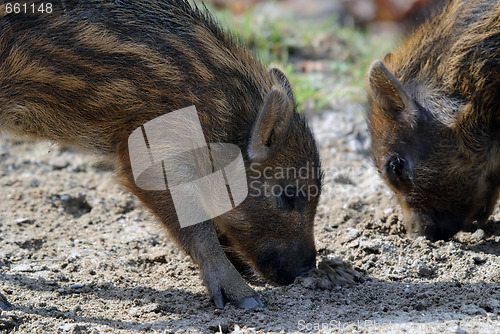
[116,150,262,309]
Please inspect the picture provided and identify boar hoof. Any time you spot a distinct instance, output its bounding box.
[238,296,264,309]
[212,292,263,310]
[210,284,264,309]
[204,267,264,309]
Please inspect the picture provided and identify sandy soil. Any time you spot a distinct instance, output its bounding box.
[0,103,498,334]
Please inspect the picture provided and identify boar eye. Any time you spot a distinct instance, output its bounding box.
[279,187,307,212]
[384,153,413,186]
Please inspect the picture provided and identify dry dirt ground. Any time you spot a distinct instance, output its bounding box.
[0,105,499,333]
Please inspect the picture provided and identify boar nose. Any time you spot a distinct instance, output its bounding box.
[410,209,464,241]
[257,241,316,285]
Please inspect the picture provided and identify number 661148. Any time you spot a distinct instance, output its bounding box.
[5,2,53,14]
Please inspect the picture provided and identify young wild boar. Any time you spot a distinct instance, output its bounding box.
[367,0,499,241]
[0,0,322,309]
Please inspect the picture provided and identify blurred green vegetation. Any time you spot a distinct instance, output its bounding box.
[207,5,398,112]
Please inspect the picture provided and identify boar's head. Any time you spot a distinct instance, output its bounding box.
[214,68,322,285]
[367,59,499,241]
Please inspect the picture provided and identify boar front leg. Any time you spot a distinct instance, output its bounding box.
[180,221,264,309]
[116,152,262,309]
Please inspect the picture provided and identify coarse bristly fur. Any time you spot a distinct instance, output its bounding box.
[0,0,323,309]
[366,0,500,241]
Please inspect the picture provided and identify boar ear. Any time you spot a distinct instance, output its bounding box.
[269,67,295,102]
[368,60,411,119]
[248,88,293,162]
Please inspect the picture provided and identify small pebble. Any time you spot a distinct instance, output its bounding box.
[12,264,32,272]
[15,218,31,224]
[470,229,485,240]
[359,238,382,253]
[416,263,433,277]
[60,324,75,331]
[473,256,487,264]
[128,308,139,317]
[415,302,426,311]
[67,164,85,172]
[70,283,84,289]
[479,298,499,313]
[333,174,353,185]
[383,208,393,215]
[362,262,372,271]
[49,157,69,169]
[342,228,360,243]
[460,303,487,316]
[455,328,467,334]
[433,251,444,261]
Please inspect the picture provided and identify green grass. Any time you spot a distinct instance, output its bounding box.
[205,4,398,111]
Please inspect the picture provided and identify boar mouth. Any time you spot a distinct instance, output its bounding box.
[225,247,316,285]
[217,231,317,285]
[409,209,466,241]
[255,244,317,285]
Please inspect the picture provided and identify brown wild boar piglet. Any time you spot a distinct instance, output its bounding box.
[367,0,500,241]
[0,0,322,309]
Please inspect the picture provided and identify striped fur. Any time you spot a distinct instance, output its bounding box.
[0,0,322,308]
[367,0,500,240]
